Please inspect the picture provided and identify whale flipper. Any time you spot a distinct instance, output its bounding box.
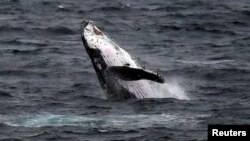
[107,66,165,83]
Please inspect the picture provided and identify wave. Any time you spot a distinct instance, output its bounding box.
[0,70,45,77]
[0,39,47,47]
[190,26,237,35]
[240,10,250,16]
[175,60,235,65]
[10,48,43,55]
[157,22,237,35]
[0,90,12,97]
[0,26,24,32]
[91,6,123,12]
[38,26,75,35]
[0,25,75,35]
[0,113,209,128]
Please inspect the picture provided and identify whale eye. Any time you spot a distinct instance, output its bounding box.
[93,26,103,35]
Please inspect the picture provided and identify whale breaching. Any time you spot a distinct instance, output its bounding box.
[81,21,165,99]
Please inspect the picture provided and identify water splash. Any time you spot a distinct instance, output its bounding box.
[150,77,189,100]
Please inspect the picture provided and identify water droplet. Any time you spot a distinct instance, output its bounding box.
[58,5,64,9]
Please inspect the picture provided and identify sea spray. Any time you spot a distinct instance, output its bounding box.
[150,77,189,100]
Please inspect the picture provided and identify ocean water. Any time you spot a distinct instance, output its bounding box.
[0,0,250,140]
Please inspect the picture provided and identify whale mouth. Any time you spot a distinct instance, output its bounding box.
[93,26,103,35]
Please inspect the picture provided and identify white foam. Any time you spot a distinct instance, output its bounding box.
[175,59,235,65]
[0,113,208,129]
[150,78,190,100]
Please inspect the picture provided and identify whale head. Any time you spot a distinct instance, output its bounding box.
[81,21,137,68]
[81,21,104,44]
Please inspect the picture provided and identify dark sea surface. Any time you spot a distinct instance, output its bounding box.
[0,0,250,140]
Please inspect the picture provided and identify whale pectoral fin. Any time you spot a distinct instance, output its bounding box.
[107,66,165,83]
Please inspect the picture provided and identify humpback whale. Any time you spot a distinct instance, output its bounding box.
[81,21,164,99]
